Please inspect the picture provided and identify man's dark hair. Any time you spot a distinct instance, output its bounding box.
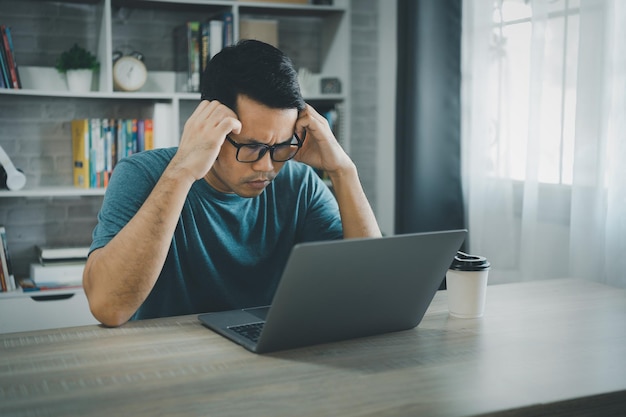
[200,39,305,113]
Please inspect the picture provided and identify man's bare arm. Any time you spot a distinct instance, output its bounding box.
[326,163,381,238]
[83,101,241,327]
[83,164,196,327]
[294,104,381,239]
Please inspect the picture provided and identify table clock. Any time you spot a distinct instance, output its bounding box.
[112,50,147,92]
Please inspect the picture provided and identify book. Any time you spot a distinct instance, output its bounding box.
[110,119,118,170]
[144,119,154,150]
[18,277,82,292]
[0,48,5,88]
[127,119,138,156]
[103,118,114,187]
[0,226,15,291]
[200,21,210,73]
[1,25,20,89]
[71,119,91,188]
[3,25,21,88]
[0,26,12,88]
[30,262,85,286]
[222,11,234,48]
[0,251,5,292]
[199,13,231,72]
[174,21,201,92]
[0,227,14,291]
[153,103,174,148]
[116,117,126,161]
[137,119,145,153]
[209,19,224,61]
[199,16,227,74]
[37,245,90,264]
[90,118,104,188]
[189,22,201,92]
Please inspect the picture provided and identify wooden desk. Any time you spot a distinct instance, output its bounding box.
[1,279,625,417]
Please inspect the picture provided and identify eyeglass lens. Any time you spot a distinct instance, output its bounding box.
[237,137,300,162]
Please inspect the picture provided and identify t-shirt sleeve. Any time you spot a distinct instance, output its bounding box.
[297,166,344,243]
[89,155,161,253]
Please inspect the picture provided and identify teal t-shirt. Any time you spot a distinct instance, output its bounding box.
[90,147,343,320]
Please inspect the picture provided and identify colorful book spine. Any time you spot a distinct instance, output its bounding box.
[90,118,104,188]
[0,26,13,88]
[71,119,90,188]
[103,119,114,187]
[71,118,154,189]
[144,119,154,151]
[3,25,20,88]
[0,44,6,88]
[110,119,118,169]
[200,22,210,73]
[209,19,223,62]
[0,25,20,89]
[222,11,234,48]
[137,119,145,153]
[0,225,14,291]
[117,118,126,161]
[189,22,201,92]
[125,119,136,157]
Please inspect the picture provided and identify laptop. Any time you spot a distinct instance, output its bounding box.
[198,229,466,353]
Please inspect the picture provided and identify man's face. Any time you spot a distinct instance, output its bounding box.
[204,95,298,198]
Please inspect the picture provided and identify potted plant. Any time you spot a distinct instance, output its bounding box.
[55,43,100,92]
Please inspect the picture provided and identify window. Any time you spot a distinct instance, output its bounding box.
[489,0,581,185]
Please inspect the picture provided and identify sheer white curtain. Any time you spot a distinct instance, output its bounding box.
[461,0,626,287]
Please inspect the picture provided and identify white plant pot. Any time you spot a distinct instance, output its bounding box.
[66,69,93,93]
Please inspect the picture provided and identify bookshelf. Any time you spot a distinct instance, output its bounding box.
[0,0,351,330]
[0,0,350,191]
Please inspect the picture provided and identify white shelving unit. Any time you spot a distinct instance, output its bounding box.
[0,287,98,333]
[1,0,350,197]
[0,0,350,332]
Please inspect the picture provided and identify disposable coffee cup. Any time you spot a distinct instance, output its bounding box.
[446,251,491,318]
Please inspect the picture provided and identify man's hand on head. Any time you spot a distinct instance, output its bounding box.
[173,100,241,181]
[293,104,354,176]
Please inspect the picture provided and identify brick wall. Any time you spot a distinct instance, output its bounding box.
[350,0,379,210]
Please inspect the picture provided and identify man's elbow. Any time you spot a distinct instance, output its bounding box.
[87,298,132,328]
[83,268,132,328]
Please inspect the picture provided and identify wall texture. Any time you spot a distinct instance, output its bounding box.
[350,0,379,213]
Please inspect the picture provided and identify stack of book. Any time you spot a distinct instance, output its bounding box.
[174,11,234,92]
[0,24,21,89]
[71,118,154,189]
[27,245,90,290]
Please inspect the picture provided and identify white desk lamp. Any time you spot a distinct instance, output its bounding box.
[0,145,26,191]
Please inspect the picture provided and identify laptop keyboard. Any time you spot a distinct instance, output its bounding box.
[228,322,265,343]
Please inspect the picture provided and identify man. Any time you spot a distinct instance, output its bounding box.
[83,40,381,327]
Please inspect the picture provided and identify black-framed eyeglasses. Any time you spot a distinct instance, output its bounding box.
[226,131,304,163]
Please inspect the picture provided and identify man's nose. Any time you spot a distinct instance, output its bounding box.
[252,149,274,171]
